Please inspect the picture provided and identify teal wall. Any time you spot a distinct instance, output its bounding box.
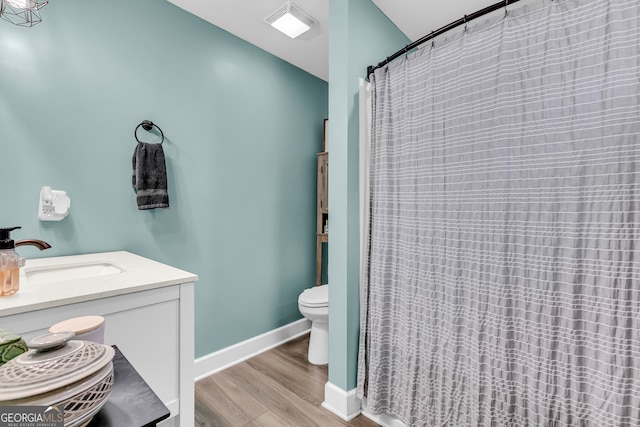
[328,0,409,391]
[0,0,328,358]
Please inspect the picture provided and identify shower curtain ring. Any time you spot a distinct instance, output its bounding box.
[463,15,467,32]
[431,31,435,48]
[505,0,509,17]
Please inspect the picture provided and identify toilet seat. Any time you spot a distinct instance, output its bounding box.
[298,284,328,308]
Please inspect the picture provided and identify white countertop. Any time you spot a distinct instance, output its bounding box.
[0,251,198,316]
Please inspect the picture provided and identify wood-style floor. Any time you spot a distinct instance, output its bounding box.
[195,334,380,427]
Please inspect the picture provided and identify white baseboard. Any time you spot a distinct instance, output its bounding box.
[194,318,311,381]
[360,398,408,427]
[321,382,362,421]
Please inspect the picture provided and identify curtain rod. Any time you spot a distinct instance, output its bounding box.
[367,0,523,77]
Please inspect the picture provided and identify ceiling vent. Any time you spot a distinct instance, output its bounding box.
[265,2,316,39]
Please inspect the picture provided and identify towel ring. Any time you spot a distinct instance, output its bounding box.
[135,120,164,144]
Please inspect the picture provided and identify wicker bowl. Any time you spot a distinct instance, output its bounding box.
[0,332,115,426]
[2,362,114,426]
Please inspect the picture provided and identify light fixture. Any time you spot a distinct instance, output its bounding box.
[265,2,316,39]
[0,0,48,27]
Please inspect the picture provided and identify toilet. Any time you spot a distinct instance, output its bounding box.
[298,284,329,365]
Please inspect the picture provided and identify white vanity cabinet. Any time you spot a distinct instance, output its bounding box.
[0,251,198,427]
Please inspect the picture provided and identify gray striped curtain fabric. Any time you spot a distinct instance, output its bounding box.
[358,0,640,425]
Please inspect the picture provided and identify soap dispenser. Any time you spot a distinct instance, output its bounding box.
[0,227,52,297]
[0,227,24,297]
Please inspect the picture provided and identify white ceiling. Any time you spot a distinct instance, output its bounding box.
[165,0,500,82]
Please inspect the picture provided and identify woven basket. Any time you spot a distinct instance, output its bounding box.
[0,361,114,427]
[0,334,115,426]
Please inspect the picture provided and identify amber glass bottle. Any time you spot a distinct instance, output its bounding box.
[0,227,24,297]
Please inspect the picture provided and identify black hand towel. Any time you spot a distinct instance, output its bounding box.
[132,142,169,210]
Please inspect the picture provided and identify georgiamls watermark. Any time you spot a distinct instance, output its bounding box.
[0,405,64,427]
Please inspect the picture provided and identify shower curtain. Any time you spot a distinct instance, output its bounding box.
[357,0,640,426]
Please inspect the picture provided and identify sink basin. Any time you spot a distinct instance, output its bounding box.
[24,261,125,285]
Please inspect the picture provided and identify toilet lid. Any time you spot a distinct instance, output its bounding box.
[298,284,328,308]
